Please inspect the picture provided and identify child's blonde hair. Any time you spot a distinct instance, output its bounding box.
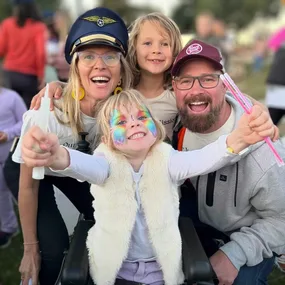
[55,52,133,139]
[97,89,166,151]
[127,12,182,88]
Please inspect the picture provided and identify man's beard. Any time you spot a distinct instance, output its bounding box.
[178,95,223,133]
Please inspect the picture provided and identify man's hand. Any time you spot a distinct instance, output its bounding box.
[210,250,238,285]
[30,81,65,111]
[0,131,8,143]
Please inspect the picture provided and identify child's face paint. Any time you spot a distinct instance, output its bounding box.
[137,107,157,137]
[109,106,157,146]
[110,109,127,145]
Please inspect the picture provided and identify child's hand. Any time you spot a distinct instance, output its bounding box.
[21,126,61,167]
[30,81,64,111]
[227,105,275,153]
[241,105,275,143]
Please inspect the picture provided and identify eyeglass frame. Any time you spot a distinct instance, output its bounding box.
[76,50,122,67]
[173,73,221,90]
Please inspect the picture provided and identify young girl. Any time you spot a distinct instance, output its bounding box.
[127,12,182,139]
[21,89,275,285]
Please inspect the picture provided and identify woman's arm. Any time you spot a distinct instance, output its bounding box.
[18,164,41,285]
[19,164,39,243]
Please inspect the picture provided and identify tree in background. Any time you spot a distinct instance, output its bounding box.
[172,0,280,33]
[100,0,154,25]
[0,0,60,22]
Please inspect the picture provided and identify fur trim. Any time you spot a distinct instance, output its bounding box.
[87,142,184,285]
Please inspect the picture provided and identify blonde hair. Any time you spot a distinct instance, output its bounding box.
[55,53,133,138]
[97,89,166,151]
[127,12,182,88]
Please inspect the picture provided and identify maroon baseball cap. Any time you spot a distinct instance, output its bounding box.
[171,39,224,77]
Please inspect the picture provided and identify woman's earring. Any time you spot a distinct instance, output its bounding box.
[71,87,85,100]
[113,79,122,95]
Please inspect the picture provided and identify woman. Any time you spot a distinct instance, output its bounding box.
[12,7,132,285]
[47,9,72,82]
[0,0,47,107]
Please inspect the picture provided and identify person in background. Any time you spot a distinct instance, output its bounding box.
[212,19,234,70]
[265,28,285,126]
[0,0,47,107]
[0,83,27,249]
[47,9,71,82]
[252,33,268,73]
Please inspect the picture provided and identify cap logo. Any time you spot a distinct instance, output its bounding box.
[83,16,117,27]
[186,43,203,55]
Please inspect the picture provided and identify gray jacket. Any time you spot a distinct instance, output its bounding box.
[187,96,285,270]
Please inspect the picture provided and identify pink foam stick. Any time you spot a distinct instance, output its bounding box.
[220,74,284,166]
[224,73,252,111]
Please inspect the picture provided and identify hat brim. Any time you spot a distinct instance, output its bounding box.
[66,36,126,64]
[172,54,223,77]
[72,39,124,55]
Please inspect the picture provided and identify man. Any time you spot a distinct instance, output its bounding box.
[171,39,285,285]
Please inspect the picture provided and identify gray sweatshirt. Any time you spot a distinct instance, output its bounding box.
[189,96,285,270]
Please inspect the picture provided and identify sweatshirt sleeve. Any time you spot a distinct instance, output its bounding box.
[50,148,109,185]
[220,163,285,270]
[0,20,8,57]
[3,91,27,141]
[35,24,47,79]
[169,135,244,183]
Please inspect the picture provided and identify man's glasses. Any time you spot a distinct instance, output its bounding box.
[174,74,220,90]
[77,51,121,67]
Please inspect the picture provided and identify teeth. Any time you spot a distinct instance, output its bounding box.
[129,133,145,140]
[190,101,206,105]
[91,76,109,82]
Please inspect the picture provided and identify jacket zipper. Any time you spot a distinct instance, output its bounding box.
[206,172,216,206]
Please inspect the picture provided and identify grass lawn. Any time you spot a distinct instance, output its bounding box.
[1,64,285,284]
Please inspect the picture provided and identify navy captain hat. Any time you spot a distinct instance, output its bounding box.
[65,7,128,64]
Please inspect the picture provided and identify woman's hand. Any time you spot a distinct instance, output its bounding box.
[227,105,276,153]
[19,245,41,285]
[30,81,65,111]
[22,126,70,170]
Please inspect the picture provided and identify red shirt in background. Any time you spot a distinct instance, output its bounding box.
[0,17,47,80]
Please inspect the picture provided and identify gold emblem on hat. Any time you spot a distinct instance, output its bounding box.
[83,16,117,27]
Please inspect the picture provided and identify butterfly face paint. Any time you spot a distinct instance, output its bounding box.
[137,107,157,137]
[110,109,127,145]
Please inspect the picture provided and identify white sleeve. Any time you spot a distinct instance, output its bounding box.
[12,109,59,164]
[50,148,109,185]
[169,135,245,183]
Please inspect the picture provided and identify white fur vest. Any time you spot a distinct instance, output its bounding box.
[87,142,184,285]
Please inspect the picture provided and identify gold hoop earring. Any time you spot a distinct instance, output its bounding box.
[113,86,123,95]
[71,87,85,100]
[113,79,122,95]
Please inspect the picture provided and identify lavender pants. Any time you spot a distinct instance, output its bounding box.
[117,261,164,285]
[0,161,18,233]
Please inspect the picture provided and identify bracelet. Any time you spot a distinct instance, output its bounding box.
[23,241,39,245]
[226,146,235,154]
